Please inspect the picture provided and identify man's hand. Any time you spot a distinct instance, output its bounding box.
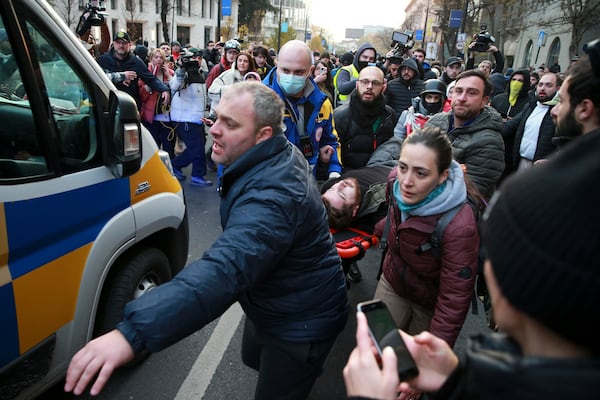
[64,330,134,396]
[161,90,170,104]
[319,145,334,163]
[343,312,399,400]
[488,45,498,53]
[122,71,137,86]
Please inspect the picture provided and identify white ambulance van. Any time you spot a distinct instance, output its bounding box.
[0,1,189,398]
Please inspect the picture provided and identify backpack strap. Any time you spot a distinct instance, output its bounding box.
[417,202,465,260]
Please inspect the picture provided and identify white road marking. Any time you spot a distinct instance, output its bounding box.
[174,302,244,400]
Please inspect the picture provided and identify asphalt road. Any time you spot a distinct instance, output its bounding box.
[40,167,490,400]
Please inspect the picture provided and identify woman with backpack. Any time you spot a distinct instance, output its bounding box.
[373,127,480,365]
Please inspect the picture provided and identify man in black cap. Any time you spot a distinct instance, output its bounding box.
[440,56,463,85]
[97,30,170,110]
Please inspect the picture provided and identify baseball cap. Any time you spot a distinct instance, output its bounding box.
[113,30,131,43]
[445,56,462,67]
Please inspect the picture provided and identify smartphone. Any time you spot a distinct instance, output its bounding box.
[357,300,419,381]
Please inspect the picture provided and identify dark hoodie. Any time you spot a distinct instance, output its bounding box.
[385,58,425,114]
[491,69,531,119]
[335,42,377,96]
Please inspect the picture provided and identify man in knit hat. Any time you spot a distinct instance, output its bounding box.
[385,57,425,114]
[343,127,600,399]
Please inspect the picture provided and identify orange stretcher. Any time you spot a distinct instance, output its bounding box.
[331,227,379,260]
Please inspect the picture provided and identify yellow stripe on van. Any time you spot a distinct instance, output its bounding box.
[12,243,91,354]
[0,203,11,287]
[129,152,182,205]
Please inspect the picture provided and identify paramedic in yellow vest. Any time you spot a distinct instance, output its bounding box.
[334,43,377,107]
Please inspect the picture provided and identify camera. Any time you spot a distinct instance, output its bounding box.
[471,24,495,52]
[391,30,415,54]
[84,0,106,26]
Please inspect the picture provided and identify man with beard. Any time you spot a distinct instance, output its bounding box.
[550,45,600,146]
[501,72,562,177]
[97,30,170,110]
[385,58,425,115]
[334,43,377,106]
[425,70,505,200]
[334,66,398,170]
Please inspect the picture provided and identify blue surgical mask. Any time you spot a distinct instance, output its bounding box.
[279,73,307,95]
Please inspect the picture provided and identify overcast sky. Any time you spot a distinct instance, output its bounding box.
[309,0,408,42]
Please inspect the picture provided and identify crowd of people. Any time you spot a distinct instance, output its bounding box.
[67,16,600,399]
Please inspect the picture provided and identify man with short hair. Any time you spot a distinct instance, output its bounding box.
[334,66,398,170]
[385,58,425,114]
[264,40,342,179]
[426,69,505,199]
[412,47,437,80]
[440,56,463,85]
[64,82,349,400]
[97,30,169,110]
[502,72,561,176]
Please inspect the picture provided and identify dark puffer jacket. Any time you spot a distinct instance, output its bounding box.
[333,91,398,170]
[117,134,349,353]
[385,58,425,114]
[490,69,532,119]
[426,107,505,199]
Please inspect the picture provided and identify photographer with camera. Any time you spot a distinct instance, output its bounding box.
[168,48,212,187]
[466,25,504,78]
[97,30,169,110]
[75,1,110,58]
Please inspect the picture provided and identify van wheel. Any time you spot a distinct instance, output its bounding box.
[94,247,171,337]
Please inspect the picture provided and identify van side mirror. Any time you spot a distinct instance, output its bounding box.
[106,91,142,177]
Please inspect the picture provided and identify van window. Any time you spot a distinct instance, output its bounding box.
[0,15,101,182]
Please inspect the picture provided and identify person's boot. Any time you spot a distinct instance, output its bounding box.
[347,262,362,283]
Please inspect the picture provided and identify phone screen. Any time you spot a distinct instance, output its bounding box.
[357,300,419,381]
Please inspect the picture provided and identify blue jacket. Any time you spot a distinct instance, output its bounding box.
[117,134,348,352]
[264,67,342,176]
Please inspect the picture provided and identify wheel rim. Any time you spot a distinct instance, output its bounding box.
[132,274,160,299]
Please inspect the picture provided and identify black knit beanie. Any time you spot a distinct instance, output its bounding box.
[482,132,600,353]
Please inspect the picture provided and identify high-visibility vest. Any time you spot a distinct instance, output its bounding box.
[333,64,359,105]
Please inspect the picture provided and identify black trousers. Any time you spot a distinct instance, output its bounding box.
[241,318,337,400]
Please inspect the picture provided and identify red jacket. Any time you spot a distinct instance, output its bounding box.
[374,170,479,346]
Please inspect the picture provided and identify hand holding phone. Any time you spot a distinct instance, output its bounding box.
[357,300,419,381]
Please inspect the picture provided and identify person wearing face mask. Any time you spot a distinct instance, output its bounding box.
[490,69,531,121]
[394,79,447,139]
[334,42,377,107]
[264,40,342,180]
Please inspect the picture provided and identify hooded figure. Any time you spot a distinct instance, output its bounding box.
[385,57,426,114]
[393,79,447,139]
[334,43,377,105]
[491,69,531,119]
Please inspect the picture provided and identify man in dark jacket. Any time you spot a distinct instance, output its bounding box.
[491,69,531,120]
[501,72,561,177]
[65,82,349,400]
[385,58,425,115]
[97,30,169,109]
[334,66,398,170]
[426,70,505,200]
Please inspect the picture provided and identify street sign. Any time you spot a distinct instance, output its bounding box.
[415,30,424,41]
[449,10,462,29]
[537,31,546,47]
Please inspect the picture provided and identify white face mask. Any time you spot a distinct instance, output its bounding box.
[278,73,307,96]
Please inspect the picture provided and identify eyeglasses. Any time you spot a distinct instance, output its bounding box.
[358,79,383,87]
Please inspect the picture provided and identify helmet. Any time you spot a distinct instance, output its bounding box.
[420,79,447,97]
[224,39,240,53]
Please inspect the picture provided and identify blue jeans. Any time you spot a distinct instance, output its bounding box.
[172,122,207,178]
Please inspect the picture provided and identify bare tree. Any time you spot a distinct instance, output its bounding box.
[48,0,81,31]
[161,0,171,44]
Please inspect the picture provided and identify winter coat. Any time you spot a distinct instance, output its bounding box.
[264,67,342,176]
[385,59,425,114]
[97,49,169,108]
[169,68,207,123]
[139,62,173,124]
[116,134,349,353]
[207,63,244,116]
[426,107,505,199]
[374,164,479,346]
[333,91,398,170]
[429,333,600,400]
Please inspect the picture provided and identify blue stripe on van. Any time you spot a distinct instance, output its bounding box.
[0,282,19,368]
[5,178,131,280]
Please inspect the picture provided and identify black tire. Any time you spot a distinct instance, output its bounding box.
[94,247,171,337]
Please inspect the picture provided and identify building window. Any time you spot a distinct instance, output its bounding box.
[201,0,205,18]
[523,40,533,69]
[177,0,183,15]
[111,0,117,9]
[547,38,561,67]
